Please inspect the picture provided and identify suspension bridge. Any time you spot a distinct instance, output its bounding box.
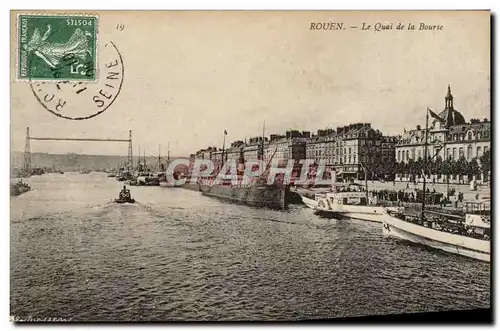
[22,127,133,173]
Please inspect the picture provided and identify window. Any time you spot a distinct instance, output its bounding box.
[353,155,356,164]
[348,156,351,164]
[344,156,346,163]
[397,150,401,161]
[484,146,489,154]
[467,132,473,140]
[467,146,472,160]
[446,148,451,158]
[459,147,464,158]
[477,146,482,157]
[453,148,457,160]
[406,150,409,160]
[477,132,482,140]
[349,147,352,154]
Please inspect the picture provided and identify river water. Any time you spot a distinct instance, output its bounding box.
[10,173,490,321]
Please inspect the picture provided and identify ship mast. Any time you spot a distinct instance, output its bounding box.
[137,146,141,170]
[221,130,227,169]
[158,144,161,171]
[167,142,170,167]
[421,108,430,217]
[260,121,265,161]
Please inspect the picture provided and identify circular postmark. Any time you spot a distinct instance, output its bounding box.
[29,41,124,120]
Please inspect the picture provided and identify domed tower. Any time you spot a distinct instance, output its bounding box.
[437,85,466,128]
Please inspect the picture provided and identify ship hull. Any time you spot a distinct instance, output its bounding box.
[382,212,490,262]
[316,210,384,223]
[199,184,287,210]
[315,203,388,223]
[300,195,318,209]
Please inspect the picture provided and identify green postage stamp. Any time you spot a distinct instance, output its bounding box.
[17,14,98,81]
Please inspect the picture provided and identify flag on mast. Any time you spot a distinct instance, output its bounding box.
[428,108,445,123]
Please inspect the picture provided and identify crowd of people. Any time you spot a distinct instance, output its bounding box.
[371,187,445,205]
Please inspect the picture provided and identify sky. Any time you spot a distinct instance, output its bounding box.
[10,10,490,157]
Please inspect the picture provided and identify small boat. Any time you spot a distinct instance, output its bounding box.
[309,182,404,223]
[115,186,135,203]
[159,170,181,188]
[10,180,31,196]
[116,171,133,181]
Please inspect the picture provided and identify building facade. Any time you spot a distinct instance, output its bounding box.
[266,130,310,165]
[396,86,491,166]
[305,128,337,166]
[303,123,395,179]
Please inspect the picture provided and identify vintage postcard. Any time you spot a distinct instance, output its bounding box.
[10,10,491,322]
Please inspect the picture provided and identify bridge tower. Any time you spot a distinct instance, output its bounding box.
[23,127,31,173]
[127,130,133,170]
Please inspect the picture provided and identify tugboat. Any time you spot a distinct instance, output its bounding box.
[115,185,135,203]
[10,180,31,196]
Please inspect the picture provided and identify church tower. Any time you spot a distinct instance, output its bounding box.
[445,84,454,110]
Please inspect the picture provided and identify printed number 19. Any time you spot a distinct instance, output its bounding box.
[116,24,125,31]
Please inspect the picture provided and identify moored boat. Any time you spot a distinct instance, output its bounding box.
[381,207,490,262]
[199,179,288,210]
[10,180,31,196]
[306,182,404,223]
[380,107,491,262]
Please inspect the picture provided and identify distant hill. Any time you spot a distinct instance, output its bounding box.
[10,151,187,172]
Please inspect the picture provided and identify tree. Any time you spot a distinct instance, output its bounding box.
[442,157,453,191]
[442,157,452,177]
[414,157,424,177]
[407,158,417,179]
[433,155,443,175]
[468,158,480,178]
[480,150,491,181]
[456,156,468,182]
[380,159,396,178]
[395,161,407,177]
